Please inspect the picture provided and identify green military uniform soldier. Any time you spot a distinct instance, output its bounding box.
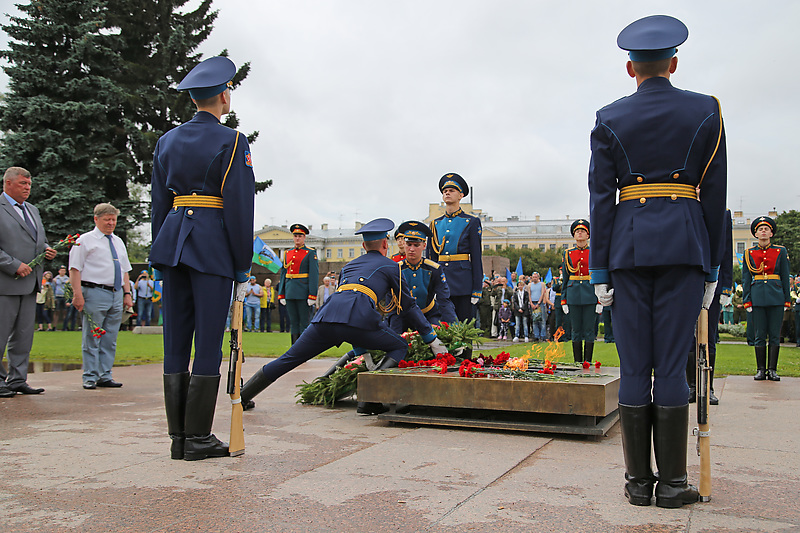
[561,220,601,362]
[742,216,791,381]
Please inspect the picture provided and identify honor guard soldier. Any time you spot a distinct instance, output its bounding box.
[239,218,449,410]
[427,173,483,322]
[743,216,791,381]
[561,220,601,362]
[150,56,255,461]
[588,16,727,508]
[389,221,458,332]
[391,227,406,262]
[278,224,319,344]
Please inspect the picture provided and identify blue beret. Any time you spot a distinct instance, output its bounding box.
[177,56,236,100]
[438,173,468,195]
[396,221,431,242]
[356,218,394,242]
[617,15,688,62]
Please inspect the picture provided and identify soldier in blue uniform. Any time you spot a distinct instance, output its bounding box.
[239,218,449,410]
[561,219,602,362]
[743,216,791,381]
[687,209,733,405]
[427,173,483,322]
[278,224,319,344]
[150,56,255,461]
[389,220,458,333]
[588,16,727,508]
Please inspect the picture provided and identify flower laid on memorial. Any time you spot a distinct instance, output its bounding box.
[16,233,80,278]
[402,319,483,361]
[398,353,456,373]
[296,356,367,407]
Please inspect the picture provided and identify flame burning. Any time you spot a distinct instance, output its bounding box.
[504,327,568,371]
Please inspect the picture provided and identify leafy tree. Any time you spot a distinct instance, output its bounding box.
[487,247,566,281]
[774,210,800,274]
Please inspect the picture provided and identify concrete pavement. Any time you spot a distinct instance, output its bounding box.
[1,358,798,532]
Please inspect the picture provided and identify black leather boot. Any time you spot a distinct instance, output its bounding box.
[163,372,190,460]
[291,332,299,345]
[653,404,699,508]
[767,345,781,381]
[708,349,718,405]
[357,357,398,415]
[686,349,696,403]
[240,368,274,411]
[183,374,230,461]
[572,341,582,363]
[619,404,655,506]
[320,350,356,379]
[754,346,767,380]
[583,342,594,363]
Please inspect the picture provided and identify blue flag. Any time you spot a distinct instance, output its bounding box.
[252,236,282,273]
[515,258,523,281]
[736,252,743,265]
[505,267,514,288]
[544,268,552,284]
[153,280,162,303]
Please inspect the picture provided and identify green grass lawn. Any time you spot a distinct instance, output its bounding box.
[27,330,800,377]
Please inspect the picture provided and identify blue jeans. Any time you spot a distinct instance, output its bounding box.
[244,302,260,331]
[81,286,123,385]
[137,298,152,326]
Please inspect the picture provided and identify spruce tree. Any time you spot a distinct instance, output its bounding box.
[0,0,133,240]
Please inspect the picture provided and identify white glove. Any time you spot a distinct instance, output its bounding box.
[746,306,752,313]
[470,297,479,305]
[702,281,718,310]
[562,304,569,315]
[719,294,731,307]
[280,298,286,306]
[595,303,603,315]
[307,298,315,307]
[234,282,249,302]
[594,283,614,306]
[428,338,448,356]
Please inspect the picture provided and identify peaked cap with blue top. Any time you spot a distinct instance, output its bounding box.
[356,218,394,242]
[617,15,688,62]
[177,56,236,100]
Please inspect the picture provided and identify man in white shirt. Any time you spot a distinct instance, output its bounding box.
[69,203,133,389]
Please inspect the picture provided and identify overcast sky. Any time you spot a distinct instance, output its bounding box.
[2,0,798,233]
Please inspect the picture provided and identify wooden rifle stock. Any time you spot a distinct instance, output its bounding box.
[695,308,711,501]
[228,299,245,457]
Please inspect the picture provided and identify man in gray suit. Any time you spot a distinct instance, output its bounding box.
[0,167,56,397]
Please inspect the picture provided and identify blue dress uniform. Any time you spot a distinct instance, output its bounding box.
[588,16,727,508]
[388,221,458,333]
[151,56,255,461]
[561,220,600,362]
[277,224,319,343]
[427,173,483,322]
[240,219,444,410]
[743,216,791,381]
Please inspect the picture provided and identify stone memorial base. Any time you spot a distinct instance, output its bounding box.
[357,366,620,437]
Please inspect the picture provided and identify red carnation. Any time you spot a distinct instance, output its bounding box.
[595,361,601,369]
[582,361,590,369]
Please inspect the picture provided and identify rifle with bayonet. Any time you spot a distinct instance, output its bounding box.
[227,283,247,457]
[693,308,711,501]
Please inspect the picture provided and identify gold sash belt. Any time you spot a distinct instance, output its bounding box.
[173,195,224,208]
[619,183,698,203]
[337,283,377,304]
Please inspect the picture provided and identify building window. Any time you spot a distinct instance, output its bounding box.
[496,244,502,251]
[326,249,331,259]
[349,248,355,258]
[539,244,545,251]
[484,244,490,250]
[337,249,343,259]
[752,241,758,247]
[736,242,745,254]
[360,249,365,256]
[509,244,515,249]
[522,244,528,249]
[549,244,556,250]
[562,244,569,249]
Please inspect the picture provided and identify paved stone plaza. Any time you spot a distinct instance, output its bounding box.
[1,358,798,532]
